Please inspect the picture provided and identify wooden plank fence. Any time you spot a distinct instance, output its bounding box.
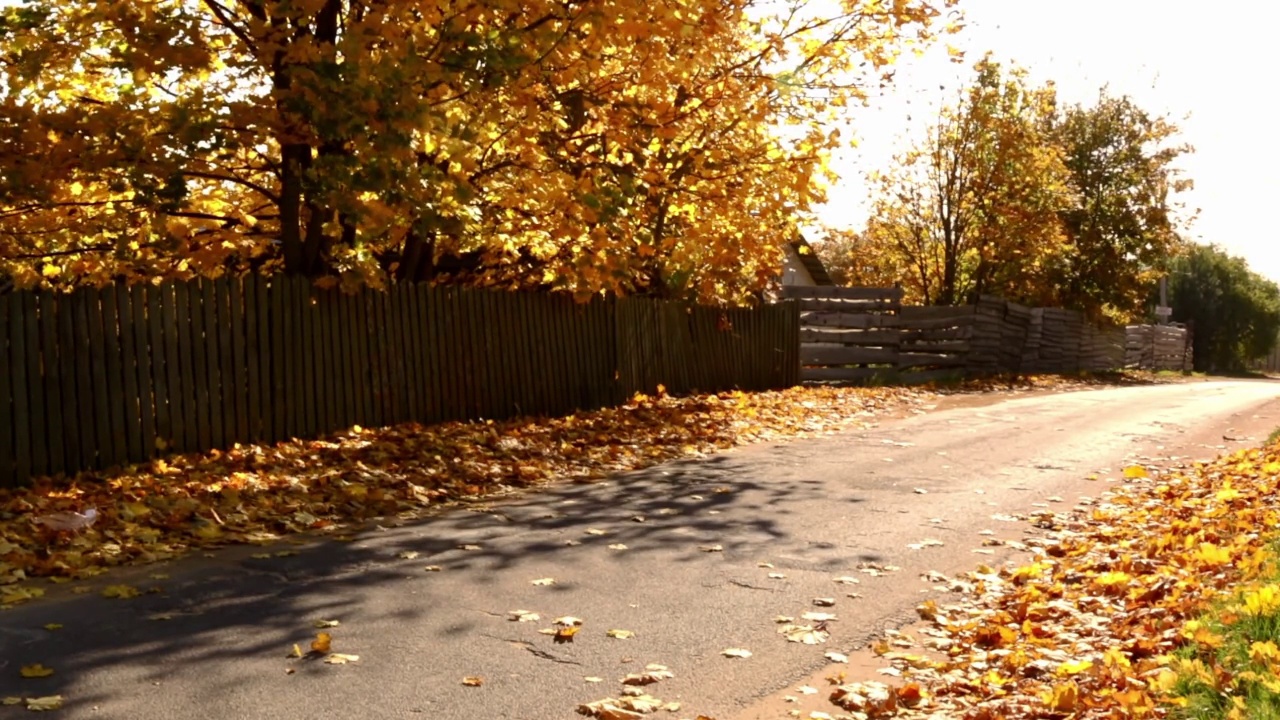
[794,287,1173,383]
[1125,324,1190,371]
[0,277,800,487]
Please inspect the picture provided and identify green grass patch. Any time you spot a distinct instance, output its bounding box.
[1166,541,1280,719]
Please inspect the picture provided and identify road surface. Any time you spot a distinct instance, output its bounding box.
[2,380,1278,720]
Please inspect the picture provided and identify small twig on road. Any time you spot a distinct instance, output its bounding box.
[481,634,582,665]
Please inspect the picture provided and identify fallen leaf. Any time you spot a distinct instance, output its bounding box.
[700,544,724,553]
[311,632,332,654]
[607,629,635,639]
[802,612,837,622]
[780,624,829,644]
[531,577,555,586]
[584,676,605,683]
[20,664,55,678]
[42,624,62,631]
[251,553,272,559]
[768,572,786,579]
[812,597,836,607]
[722,647,753,658]
[833,576,860,585]
[461,676,483,686]
[423,565,442,572]
[555,616,583,626]
[509,610,540,622]
[622,664,674,685]
[397,550,420,560]
[554,626,580,644]
[825,652,848,663]
[458,544,481,551]
[313,619,340,628]
[1,697,20,706]
[101,584,140,599]
[608,543,629,550]
[585,528,608,536]
[288,644,303,658]
[324,653,359,664]
[24,696,63,711]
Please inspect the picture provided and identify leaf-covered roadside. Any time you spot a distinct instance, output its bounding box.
[821,437,1280,719]
[0,372,1169,604]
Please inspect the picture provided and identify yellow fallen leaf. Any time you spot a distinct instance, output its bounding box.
[25,696,63,711]
[722,648,752,658]
[288,644,303,658]
[313,619,340,629]
[1043,681,1079,712]
[397,550,420,560]
[423,566,442,572]
[250,553,272,559]
[531,577,555,586]
[462,676,483,686]
[1057,659,1093,675]
[311,632,332,654]
[101,584,140,599]
[1122,465,1148,479]
[20,664,55,678]
[324,653,359,664]
[607,629,635,639]
[42,624,62,631]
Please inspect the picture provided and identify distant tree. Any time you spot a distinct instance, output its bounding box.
[1048,91,1193,321]
[858,55,1073,307]
[1165,244,1280,373]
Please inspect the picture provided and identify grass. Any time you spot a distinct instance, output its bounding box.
[1166,546,1280,719]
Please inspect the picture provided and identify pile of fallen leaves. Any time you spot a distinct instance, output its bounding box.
[0,384,939,597]
[825,445,1280,718]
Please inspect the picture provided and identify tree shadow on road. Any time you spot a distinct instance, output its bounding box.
[0,439,881,715]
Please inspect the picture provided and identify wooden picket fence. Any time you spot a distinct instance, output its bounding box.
[0,276,800,487]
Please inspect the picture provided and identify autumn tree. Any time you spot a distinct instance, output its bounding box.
[858,55,1073,307]
[1047,90,1192,320]
[1165,244,1280,373]
[0,0,959,303]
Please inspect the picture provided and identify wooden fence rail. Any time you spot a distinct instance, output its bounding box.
[0,277,799,487]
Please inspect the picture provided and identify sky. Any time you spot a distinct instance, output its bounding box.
[815,0,1280,282]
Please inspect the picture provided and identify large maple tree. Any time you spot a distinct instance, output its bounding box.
[0,0,958,303]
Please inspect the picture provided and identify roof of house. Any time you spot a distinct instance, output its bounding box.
[789,236,835,286]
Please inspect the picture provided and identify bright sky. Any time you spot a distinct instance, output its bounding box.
[816,0,1280,282]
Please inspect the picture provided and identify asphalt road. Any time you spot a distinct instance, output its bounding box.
[3,380,1279,720]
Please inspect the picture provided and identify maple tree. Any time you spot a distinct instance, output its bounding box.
[0,0,958,303]
[856,54,1073,307]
